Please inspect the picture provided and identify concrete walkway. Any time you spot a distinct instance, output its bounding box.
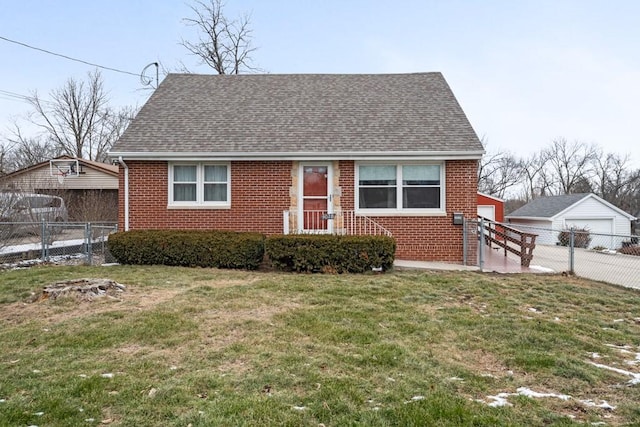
[395,245,640,290]
[394,259,479,271]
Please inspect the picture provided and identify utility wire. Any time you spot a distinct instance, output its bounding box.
[0,34,140,77]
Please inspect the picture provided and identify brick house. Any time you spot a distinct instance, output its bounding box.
[109,73,484,262]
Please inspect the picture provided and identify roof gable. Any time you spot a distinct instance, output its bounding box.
[506,193,636,221]
[0,156,118,180]
[110,73,483,159]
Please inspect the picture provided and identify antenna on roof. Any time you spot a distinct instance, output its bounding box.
[140,62,159,89]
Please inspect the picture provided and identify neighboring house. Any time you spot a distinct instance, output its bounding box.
[477,192,504,222]
[506,193,637,249]
[0,156,119,221]
[108,73,484,262]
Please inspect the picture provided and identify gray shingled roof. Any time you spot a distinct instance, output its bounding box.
[110,73,483,156]
[506,194,591,218]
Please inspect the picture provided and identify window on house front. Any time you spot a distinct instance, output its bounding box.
[169,163,230,207]
[357,163,444,212]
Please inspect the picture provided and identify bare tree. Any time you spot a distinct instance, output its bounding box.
[478,143,522,198]
[518,152,550,201]
[5,124,63,170]
[542,138,598,195]
[0,142,10,175]
[15,70,133,163]
[181,0,258,74]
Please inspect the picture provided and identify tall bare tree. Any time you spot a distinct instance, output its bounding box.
[478,142,522,198]
[5,126,63,170]
[15,70,133,162]
[181,0,258,74]
[542,138,598,195]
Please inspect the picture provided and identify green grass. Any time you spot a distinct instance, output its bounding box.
[1,265,639,426]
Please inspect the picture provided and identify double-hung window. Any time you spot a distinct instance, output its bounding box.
[356,163,444,213]
[169,163,230,207]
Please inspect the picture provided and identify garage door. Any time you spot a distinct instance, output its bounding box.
[478,205,495,221]
[564,218,614,248]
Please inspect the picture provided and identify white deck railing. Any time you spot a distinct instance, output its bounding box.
[283,210,392,237]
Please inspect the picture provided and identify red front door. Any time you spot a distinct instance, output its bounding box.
[301,165,332,232]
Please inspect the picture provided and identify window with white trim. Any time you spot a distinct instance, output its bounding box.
[356,163,444,212]
[168,163,230,207]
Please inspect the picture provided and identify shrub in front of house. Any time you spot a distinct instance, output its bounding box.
[107,230,265,270]
[265,234,396,273]
[557,228,592,248]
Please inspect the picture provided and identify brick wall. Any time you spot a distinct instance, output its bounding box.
[119,161,290,234]
[338,160,478,262]
[119,159,478,262]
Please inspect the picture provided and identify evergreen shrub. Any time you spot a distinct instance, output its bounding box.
[107,229,265,270]
[265,234,396,273]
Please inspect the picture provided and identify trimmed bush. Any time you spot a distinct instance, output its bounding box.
[557,228,591,248]
[107,230,265,270]
[266,234,396,273]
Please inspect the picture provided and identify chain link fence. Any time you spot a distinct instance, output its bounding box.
[468,221,640,289]
[0,220,117,266]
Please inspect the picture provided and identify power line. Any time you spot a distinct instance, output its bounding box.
[0,34,140,77]
[0,89,32,101]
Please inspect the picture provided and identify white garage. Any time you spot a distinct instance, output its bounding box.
[506,193,636,249]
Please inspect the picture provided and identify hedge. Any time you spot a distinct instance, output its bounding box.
[265,234,396,273]
[107,230,265,270]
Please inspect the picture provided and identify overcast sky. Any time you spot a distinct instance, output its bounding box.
[1,0,638,165]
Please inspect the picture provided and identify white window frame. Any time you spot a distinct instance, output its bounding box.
[355,161,446,216]
[168,162,231,209]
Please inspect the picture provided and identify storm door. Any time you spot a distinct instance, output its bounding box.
[299,164,333,233]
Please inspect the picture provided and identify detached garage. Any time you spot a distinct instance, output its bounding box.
[477,192,504,222]
[506,193,636,249]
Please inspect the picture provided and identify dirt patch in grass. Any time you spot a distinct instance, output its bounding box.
[0,275,269,327]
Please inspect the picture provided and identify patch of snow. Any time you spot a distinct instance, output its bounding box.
[528,265,555,273]
[613,319,625,323]
[580,399,616,410]
[411,395,425,401]
[33,412,44,416]
[482,387,616,410]
[0,399,5,403]
[85,419,95,423]
[554,317,561,321]
[78,374,87,378]
[292,406,306,411]
[590,362,640,385]
[528,307,540,313]
[448,377,464,381]
[591,353,601,359]
[625,353,640,365]
[486,393,512,407]
[605,344,631,350]
[386,377,395,382]
[0,238,86,256]
[516,387,570,400]
[101,373,114,378]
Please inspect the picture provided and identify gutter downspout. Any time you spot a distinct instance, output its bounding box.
[118,156,130,231]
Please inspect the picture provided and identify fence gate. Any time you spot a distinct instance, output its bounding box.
[462,218,480,266]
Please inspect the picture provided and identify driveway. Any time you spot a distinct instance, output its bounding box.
[527,245,640,290]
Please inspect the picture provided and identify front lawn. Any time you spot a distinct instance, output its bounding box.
[1,266,639,426]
